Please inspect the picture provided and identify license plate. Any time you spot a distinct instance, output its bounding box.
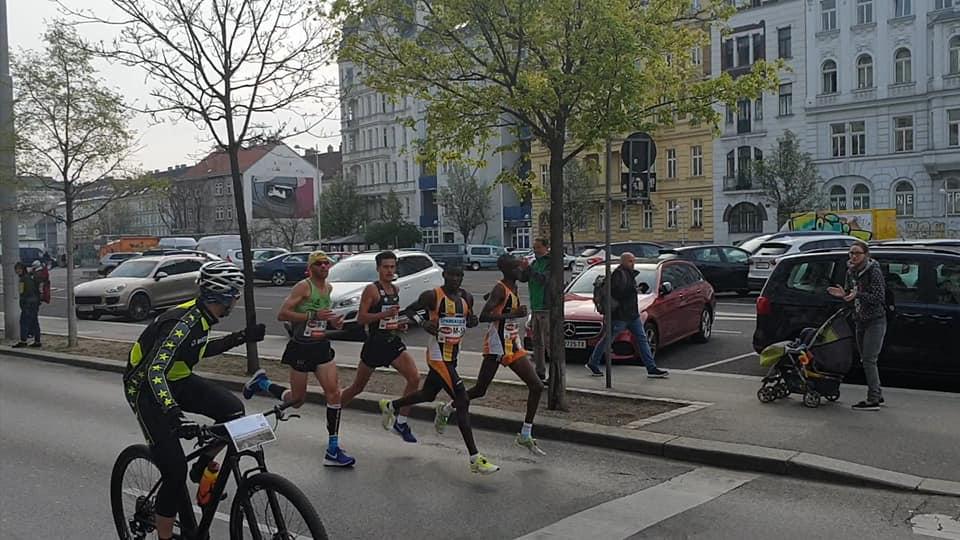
[77,305,94,312]
[755,262,769,269]
[565,339,586,349]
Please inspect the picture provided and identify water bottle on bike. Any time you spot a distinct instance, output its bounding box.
[196,460,220,506]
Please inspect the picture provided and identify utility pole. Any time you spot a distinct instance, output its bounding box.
[603,138,613,389]
[0,0,20,341]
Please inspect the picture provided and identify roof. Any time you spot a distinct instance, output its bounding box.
[662,244,736,252]
[758,234,856,246]
[182,144,278,180]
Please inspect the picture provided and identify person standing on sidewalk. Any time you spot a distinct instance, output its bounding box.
[523,237,551,385]
[13,262,42,348]
[586,253,668,379]
[828,240,886,411]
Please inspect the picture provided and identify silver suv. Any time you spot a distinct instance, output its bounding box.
[73,255,205,321]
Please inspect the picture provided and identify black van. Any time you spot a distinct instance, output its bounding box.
[425,243,467,268]
[753,246,960,382]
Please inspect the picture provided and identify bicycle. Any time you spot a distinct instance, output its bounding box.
[110,401,327,539]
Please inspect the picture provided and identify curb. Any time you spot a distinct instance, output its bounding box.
[4,345,958,497]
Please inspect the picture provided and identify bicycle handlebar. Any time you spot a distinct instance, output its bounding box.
[176,401,299,445]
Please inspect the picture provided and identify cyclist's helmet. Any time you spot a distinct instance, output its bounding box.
[198,261,244,303]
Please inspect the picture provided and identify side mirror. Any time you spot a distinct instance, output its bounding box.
[155,271,169,281]
[637,282,651,294]
[660,281,674,295]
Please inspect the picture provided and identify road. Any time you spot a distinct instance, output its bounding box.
[1,355,957,539]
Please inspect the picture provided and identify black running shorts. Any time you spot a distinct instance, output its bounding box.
[281,340,335,373]
[360,335,407,369]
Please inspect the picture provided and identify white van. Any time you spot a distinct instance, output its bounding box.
[195,235,242,260]
[158,237,197,250]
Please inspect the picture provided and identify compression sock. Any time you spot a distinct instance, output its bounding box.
[327,404,342,452]
[521,422,533,438]
[267,384,287,400]
[396,414,409,426]
[442,401,454,416]
[469,453,479,463]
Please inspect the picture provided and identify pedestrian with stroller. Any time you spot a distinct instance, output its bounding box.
[13,262,42,348]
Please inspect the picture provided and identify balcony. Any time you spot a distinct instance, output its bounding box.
[737,119,752,134]
[723,175,757,192]
[418,174,437,190]
[419,214,439,228]
[503,204,532,222]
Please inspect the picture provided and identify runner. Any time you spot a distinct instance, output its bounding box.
[242,251,355,467]
[377,266,500,475]
[437,254,545,456]
[339,251,421,442]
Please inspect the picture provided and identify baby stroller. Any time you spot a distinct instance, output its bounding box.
[757,308,855,408]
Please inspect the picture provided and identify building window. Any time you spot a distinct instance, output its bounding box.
[895,0,911,17]
[728,202,762,234]
[225,182,233,195]
[619,203,629,229]
[383,130,388,148]
[822,0,837,31]
[393,162,399,182]
[737,98,751,133]
[666,148,677,179]
[421,228,439,245]
[949,109,960,147]
[850,121,866,156]
[691,46,702,65]
[829,186,847,210]
[225,206,233,220]
[895,181,915,217]
[214,182,223,196]
[822,60,838,94]
[736,36,750,66]
[725,106,734,125]
[856,54,874,89]
[692,198,704,228]
[946,179,960,216]
[540,163,549,188]
[894,116,914,153]
[778,27,791,59]
[754,97,763,121]
[643,207,654,230]
[691,146,704,177]
[936,1,955,11]
[856,0,873,24]
[951,36,960,75]
[778,83,793,116]
[894,48,912,84]
[667,200,679,229]
[852,184,871,209]
[722,39,734,69]
[831,123,847,157]
[215,206,225,221]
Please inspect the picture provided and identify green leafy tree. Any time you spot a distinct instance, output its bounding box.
[334,0,779,409]
[320,175,365,237]
[365,190,422,248]
[437,164,492,243]
[752,130,826,228]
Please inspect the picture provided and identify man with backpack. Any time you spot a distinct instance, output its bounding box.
[586,253,668,378]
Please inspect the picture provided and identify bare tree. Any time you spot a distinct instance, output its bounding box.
[156,179,209,235]
[437,164,492,243]
[68,0,339,372]
[11,22,138,346]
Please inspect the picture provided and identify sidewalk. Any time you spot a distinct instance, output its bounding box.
[4,313,960,487]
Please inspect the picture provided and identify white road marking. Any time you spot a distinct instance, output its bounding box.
[688,352,758,372]
[911,514,960,539]
[712,329,743,335]
[515,467,758,540]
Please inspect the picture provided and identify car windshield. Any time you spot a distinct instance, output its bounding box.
[738,235,773,254]
[579,247,601,257]
[327,259,378,283]
[755,243,790,256]
[109,260,157,278]
[567,264,658,295]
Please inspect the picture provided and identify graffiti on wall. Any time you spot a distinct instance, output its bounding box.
[785,211,873,241]
[901,220,960,239]
[252,176,315,219]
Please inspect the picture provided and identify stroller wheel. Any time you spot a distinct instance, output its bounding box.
[775,383,790,398]
[803,391,821,408]
[826,393,840,402]
[757,387,776,403]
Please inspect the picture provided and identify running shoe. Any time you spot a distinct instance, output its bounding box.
[434,402,450,434]
[393,421,418,443]
[851,401,880,411]
[242,368,269,400]
[323,447,356,467]
[470,455,500,475]
[646,368,669,379]
[515,434,547,456]
[585,364,602,377]
[378,399,396,431]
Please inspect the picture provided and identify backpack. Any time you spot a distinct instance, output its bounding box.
[592,274,619,315]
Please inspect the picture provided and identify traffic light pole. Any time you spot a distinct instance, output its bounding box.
[0,0,19,341]
[603,138,613,389]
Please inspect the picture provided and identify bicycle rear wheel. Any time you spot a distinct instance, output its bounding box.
[229,472,328,540]
[111,444,165,540]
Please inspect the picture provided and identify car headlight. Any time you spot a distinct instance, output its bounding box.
[105,284,127,294]
[336,295,361,308]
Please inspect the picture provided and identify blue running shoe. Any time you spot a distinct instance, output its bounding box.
[243,368,269,400]
[323,447,356,467]
[392,421,418,443]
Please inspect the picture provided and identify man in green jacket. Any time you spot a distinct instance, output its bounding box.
[524,237,551,383]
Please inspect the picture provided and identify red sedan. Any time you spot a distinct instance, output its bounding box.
[554,259,716,362]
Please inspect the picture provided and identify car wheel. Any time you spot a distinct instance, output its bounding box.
[693,308,713,343]
[77,310,101,321]
[470,261,481,271]
[271,270,288,286]
[644,322,659,358]
[127,293,152,321]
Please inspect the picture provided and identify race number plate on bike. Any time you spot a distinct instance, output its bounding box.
[224,413,277,452]
[437,316,466,344]
[303,319,327,339]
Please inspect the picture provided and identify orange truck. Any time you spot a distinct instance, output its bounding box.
[99,236,160,257]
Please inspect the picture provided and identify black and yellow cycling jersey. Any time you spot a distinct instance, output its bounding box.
[123,299,242,413]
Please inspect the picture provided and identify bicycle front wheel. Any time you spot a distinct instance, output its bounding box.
[111,444,164,540]
[228,472,328,540]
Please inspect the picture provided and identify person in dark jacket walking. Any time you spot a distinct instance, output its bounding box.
[13,262,42,348]
[586,253,668,378]
[828,240,886,411]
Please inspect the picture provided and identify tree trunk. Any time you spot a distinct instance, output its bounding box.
[65,200,77,348]
[546,139,568,411]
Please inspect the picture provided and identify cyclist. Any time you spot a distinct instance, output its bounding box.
[242,251,355,467]
[122,261,265,540]
[437,254,545,456]
[339,251,422,442]
[378,266,500,475]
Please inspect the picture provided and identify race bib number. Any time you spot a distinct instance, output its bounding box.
[504,320,521,340]
[379,307,400,330]
[303,319,327,339]
[437,316,466,344]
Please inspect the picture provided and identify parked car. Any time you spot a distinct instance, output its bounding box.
[253,252,312,286]
[753,246,960,382]
[748,234,858,290]
[138,248,221,261]
[553,259,716,362]
[327,251,444,332]
[659,245,753,295]
[158,237,198,250]
[195,235,242,260]
[73,255,205,321]
[737,231,846,254]
[873,239,960,250]
[462,244,506,271]
[225,247,289,265]
[571,242,666,276]
[97,252,142,276]
[425,243,468,268]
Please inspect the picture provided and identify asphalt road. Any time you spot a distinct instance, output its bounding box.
[2,355,957,540]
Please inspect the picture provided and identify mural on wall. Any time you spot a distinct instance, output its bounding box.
[251,176,315,219]
[784,211,875,241]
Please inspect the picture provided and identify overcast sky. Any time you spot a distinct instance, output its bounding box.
[9,0,342,172]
